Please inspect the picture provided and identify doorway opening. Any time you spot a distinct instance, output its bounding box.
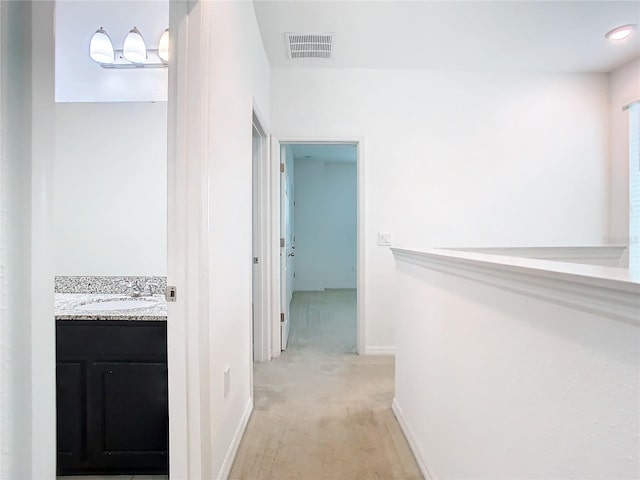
[279,142,360,355]
[52,8,170,478]
[53,103,169,477]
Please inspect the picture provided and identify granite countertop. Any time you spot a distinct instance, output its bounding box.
[55,293,167,321]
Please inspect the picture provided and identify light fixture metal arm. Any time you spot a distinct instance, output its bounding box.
[98,49,168,69]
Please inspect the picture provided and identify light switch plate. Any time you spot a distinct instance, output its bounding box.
[378,232,392,246]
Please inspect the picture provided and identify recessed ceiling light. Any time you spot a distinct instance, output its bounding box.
[605,24,636,41]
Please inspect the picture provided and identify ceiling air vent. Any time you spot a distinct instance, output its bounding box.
[285,33,334,60]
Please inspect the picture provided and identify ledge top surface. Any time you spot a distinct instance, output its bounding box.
[391,247,640,293]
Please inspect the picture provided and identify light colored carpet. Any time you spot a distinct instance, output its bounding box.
[230,289,422,480]
[287,289,357,354]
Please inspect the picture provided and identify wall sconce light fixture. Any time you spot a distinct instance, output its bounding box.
[89,26,168,69]
[158,29,169,62]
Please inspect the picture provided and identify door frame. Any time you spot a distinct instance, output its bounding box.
[26,1,220,478]
[271,137,366,356]
[166,1,208,477]
[158,3,280,476]
[30,2,57,477]
[27,1,195,477]
[252,107,271,364]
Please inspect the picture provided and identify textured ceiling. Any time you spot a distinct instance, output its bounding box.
[254,1,640,72]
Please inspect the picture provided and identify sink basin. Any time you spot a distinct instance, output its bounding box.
[80,299,157,312]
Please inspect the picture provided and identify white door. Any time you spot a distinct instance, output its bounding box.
[280,145,295,350]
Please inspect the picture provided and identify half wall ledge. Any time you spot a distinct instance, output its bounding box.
[391,247,640,326]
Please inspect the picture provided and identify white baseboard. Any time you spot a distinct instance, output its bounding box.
[218,399,253,480]
[392,398,436,480]
[364,346,396,355]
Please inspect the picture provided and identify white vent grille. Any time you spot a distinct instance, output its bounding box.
[285,33,334,60]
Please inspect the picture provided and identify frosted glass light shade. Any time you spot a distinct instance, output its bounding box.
[158,29,169,62]
[123,27,147,63]
[89,28,115,64]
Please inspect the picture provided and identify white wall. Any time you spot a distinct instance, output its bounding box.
[294,159,323,290]
[54,102,167,276]
[609,59,640,253]
[294,159,357,290]
[393,254,639,478]
[0,2,33,477]
[205,1,270,475]
[171,1,271,477]
[271,68,610,351]
[55,1,169,103]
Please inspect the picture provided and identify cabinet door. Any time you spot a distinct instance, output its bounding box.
[56,361,87,470]
[89,362,168,473]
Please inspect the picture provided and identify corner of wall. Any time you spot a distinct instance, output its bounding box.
[608,58,640,245]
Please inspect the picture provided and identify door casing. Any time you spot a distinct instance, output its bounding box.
[252,109,271,364]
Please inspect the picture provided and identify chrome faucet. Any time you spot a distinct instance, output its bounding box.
[128,280,159,297]
[145,283,159,295]
[128,280,144,297]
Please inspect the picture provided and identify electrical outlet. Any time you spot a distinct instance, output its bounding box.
[224,366,230,398]
[378,232,392,246]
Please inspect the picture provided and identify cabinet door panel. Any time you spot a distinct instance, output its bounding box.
[90,362,168,471]
[56,361,86,468]
[56,321,168,475]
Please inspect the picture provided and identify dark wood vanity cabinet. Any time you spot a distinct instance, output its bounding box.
[56,320,168,476]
